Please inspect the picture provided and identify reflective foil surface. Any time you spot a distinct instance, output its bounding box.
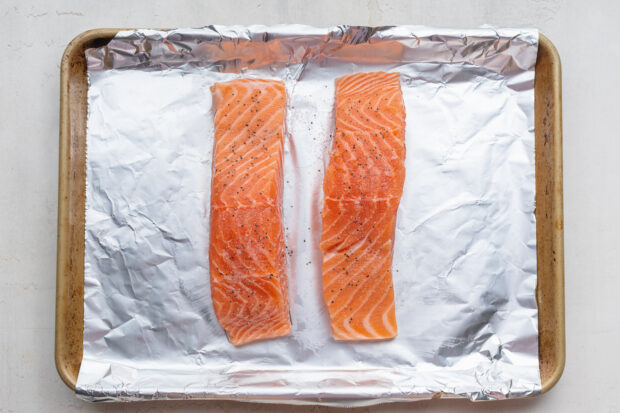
[78,25,540,405]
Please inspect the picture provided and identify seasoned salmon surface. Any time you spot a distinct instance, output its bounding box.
[209,79,290,345]
[320,72,406,340]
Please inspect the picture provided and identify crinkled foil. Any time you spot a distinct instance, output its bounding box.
[78,25,540,405]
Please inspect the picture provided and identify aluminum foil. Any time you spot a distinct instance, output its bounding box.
[78,25,540,405]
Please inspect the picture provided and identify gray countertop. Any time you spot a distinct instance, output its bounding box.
[1,0,618,411]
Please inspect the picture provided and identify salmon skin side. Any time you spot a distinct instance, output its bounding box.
[320,72,406,341]
[209,79,291,346]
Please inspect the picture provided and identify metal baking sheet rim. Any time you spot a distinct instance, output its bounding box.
[54,27,565,405]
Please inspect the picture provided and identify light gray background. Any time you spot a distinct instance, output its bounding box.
[0,0,617,412]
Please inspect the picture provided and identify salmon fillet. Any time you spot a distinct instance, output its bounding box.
[320,72,406,340]
[209,79,290,345]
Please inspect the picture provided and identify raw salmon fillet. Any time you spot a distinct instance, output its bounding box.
[209,79,291,345]
[320,72,406,340]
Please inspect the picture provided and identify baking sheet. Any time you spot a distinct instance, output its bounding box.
[77,25,540,405]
